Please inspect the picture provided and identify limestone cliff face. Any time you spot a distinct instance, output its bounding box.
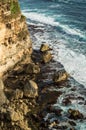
[0,0,32,77]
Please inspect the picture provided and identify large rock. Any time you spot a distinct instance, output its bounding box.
[25,63,40,74]
[53,70,69,83]
[10,110,24,122]
[42,51,52,63]
[12,89,23,100]
[0,79,8,106]
[40,44,50,52]
[68,108,84,120]
[24,80,38,98]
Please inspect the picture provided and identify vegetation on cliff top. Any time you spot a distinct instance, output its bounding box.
[10,0,20,16]
[0,0,21,18]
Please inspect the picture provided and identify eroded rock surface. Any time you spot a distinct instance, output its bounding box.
[0,0,32,77]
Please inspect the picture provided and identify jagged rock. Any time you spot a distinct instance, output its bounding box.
[0,79,8,106]
[68,120,76,126]
[18,120,31,130]
[49,121,57,128]
[12,89,23,100]
[40,44,50,52]
[53,70,69,83]
[62,97,71,106]
[68,108,84,120]
[47,105,63,116]
[42,51,52,63]
[19,102,29,115]
[25,63,40,74]
[24,80,38,98]
[10,110,24,122]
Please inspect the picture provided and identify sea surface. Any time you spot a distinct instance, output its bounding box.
[19,0,86,129]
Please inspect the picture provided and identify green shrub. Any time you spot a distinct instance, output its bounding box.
[10,1,20,16]
[20,15,26,22]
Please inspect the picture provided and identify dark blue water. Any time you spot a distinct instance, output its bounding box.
[19,0,86,86]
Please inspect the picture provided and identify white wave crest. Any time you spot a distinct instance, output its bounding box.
[22,11,85,38]
[54,43,86,87]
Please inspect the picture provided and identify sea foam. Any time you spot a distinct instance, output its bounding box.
[23,11,85,39]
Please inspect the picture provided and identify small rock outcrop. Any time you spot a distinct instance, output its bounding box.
[68,108,84,120]
[40,44,50,52]
[24,80,38,98]
[53,70,69,83]
[42,51,52,63]
[0,79,8,106]
[40,44,52,63]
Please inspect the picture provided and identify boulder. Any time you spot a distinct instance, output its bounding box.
[68,108,83,120]
[18,120,31,130]
[12,89,23,100]
[47,105,62,116]
[53,70,69,83]
[0,79,8,106]
[42,52,52,63]
[40,44,50,52]
[62,97,71,106]
[25,63,40,74]
[10,110,24,122]
[24,80,38,98]
[19,102,29,115]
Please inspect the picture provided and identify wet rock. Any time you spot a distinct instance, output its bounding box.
[40,44,50,52]
[70,128,75,130]
[53,124,68,130]
[68,108,84,120]
[68,120,76,126]
[39,91,62,105]
[42,52,52,63]
[62,97,71,106]
[47,105,62,116]
[25,63,40,74]
[24,80,38,98]
[0,79,8,106]
[53,70,69,83]
[49,121,57,128]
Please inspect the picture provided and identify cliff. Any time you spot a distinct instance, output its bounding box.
[0,0,32,77]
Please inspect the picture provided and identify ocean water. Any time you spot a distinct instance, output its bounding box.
[19,0,86,129]
[19,0,86,87]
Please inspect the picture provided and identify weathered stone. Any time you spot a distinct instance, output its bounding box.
[40,44,50,52]
[49,121,57,128]
[53,70,69,83]
[68,108,83,120]
[0,0,32,78]
[13,89,23,100]
[25,63,40,74]
[0,79,8,106]
[24,80,38,98]
[47,105,63,116]
[20,102,29,115]
[10,110,24,122]
[42,52,52,63]
[18,120,31,130]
